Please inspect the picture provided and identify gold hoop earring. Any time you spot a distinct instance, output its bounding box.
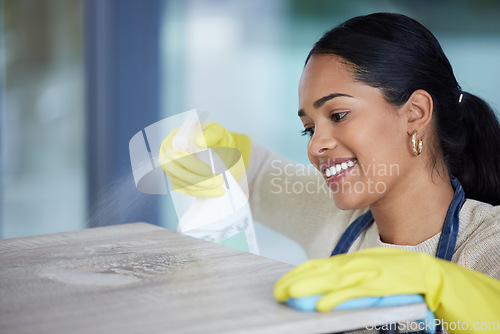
[411,130,423,156]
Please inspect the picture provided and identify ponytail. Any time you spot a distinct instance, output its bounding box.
[440,91,500,205]
[307,13,500,206]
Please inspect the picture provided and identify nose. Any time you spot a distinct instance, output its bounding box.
[308,126,337,155]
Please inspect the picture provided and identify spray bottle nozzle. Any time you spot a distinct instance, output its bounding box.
[171,110,208,154]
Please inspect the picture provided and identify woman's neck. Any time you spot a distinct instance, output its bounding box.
[370,169,455,246]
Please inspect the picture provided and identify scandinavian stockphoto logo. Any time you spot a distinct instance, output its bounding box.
[269,159,400,196]
[367,319,500,332]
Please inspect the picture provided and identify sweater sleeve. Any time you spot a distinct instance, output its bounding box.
[246,141,365,258]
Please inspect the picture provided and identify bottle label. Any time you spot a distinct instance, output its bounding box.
[220,231,250,252]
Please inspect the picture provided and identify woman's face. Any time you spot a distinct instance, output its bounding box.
[299,55,413,210]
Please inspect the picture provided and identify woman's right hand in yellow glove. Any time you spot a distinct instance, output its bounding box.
[274,248,500,334]
[158,123,252,198]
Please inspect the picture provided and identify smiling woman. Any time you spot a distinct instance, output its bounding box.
[248,13,500,273]
[160,12,500,280]
[158,11,500,331]
[266,13,500,332]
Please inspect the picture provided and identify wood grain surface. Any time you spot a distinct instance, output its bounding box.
[0,223,427,334]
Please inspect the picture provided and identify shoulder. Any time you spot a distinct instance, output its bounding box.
[454,199,500,279]
[457,199,500,240]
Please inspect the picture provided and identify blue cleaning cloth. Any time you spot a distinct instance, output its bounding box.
[285,294,437,333]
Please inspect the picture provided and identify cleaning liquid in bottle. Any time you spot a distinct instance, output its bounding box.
[169,110,259,254]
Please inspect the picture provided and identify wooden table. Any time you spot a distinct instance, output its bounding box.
[0,223,427,334]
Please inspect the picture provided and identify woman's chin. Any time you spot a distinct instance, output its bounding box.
[332,194,366,211]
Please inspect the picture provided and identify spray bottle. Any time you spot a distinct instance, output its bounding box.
[169,110,259,254]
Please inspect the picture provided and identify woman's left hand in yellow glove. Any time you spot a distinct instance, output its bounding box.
[274,248,500,334]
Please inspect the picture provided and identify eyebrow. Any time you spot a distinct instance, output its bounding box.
[298,93,354,117]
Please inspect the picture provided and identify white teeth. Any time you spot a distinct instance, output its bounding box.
[325,159,357,177]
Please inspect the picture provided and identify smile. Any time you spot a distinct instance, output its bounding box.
[322,159,358,177]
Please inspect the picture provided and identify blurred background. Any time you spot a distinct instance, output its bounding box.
[1,0,499,265]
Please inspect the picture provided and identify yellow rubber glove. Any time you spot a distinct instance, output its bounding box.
[159,123,252,198]
[274,248,500,334]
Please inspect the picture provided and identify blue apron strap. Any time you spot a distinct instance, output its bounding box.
[331,210,374,256]
[435,175,465,261]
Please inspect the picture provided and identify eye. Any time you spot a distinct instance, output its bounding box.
[300,127,314,137]
[330,111,348,122]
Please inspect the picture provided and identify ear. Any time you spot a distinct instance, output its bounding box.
[405,90,434,136]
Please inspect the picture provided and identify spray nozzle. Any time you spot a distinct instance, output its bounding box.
[171,110,208,154]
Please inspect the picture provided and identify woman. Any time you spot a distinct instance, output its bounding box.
[168,12,500,276]
[160,12,500,331]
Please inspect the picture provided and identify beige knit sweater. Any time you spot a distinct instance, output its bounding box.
[248,143,500,280]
